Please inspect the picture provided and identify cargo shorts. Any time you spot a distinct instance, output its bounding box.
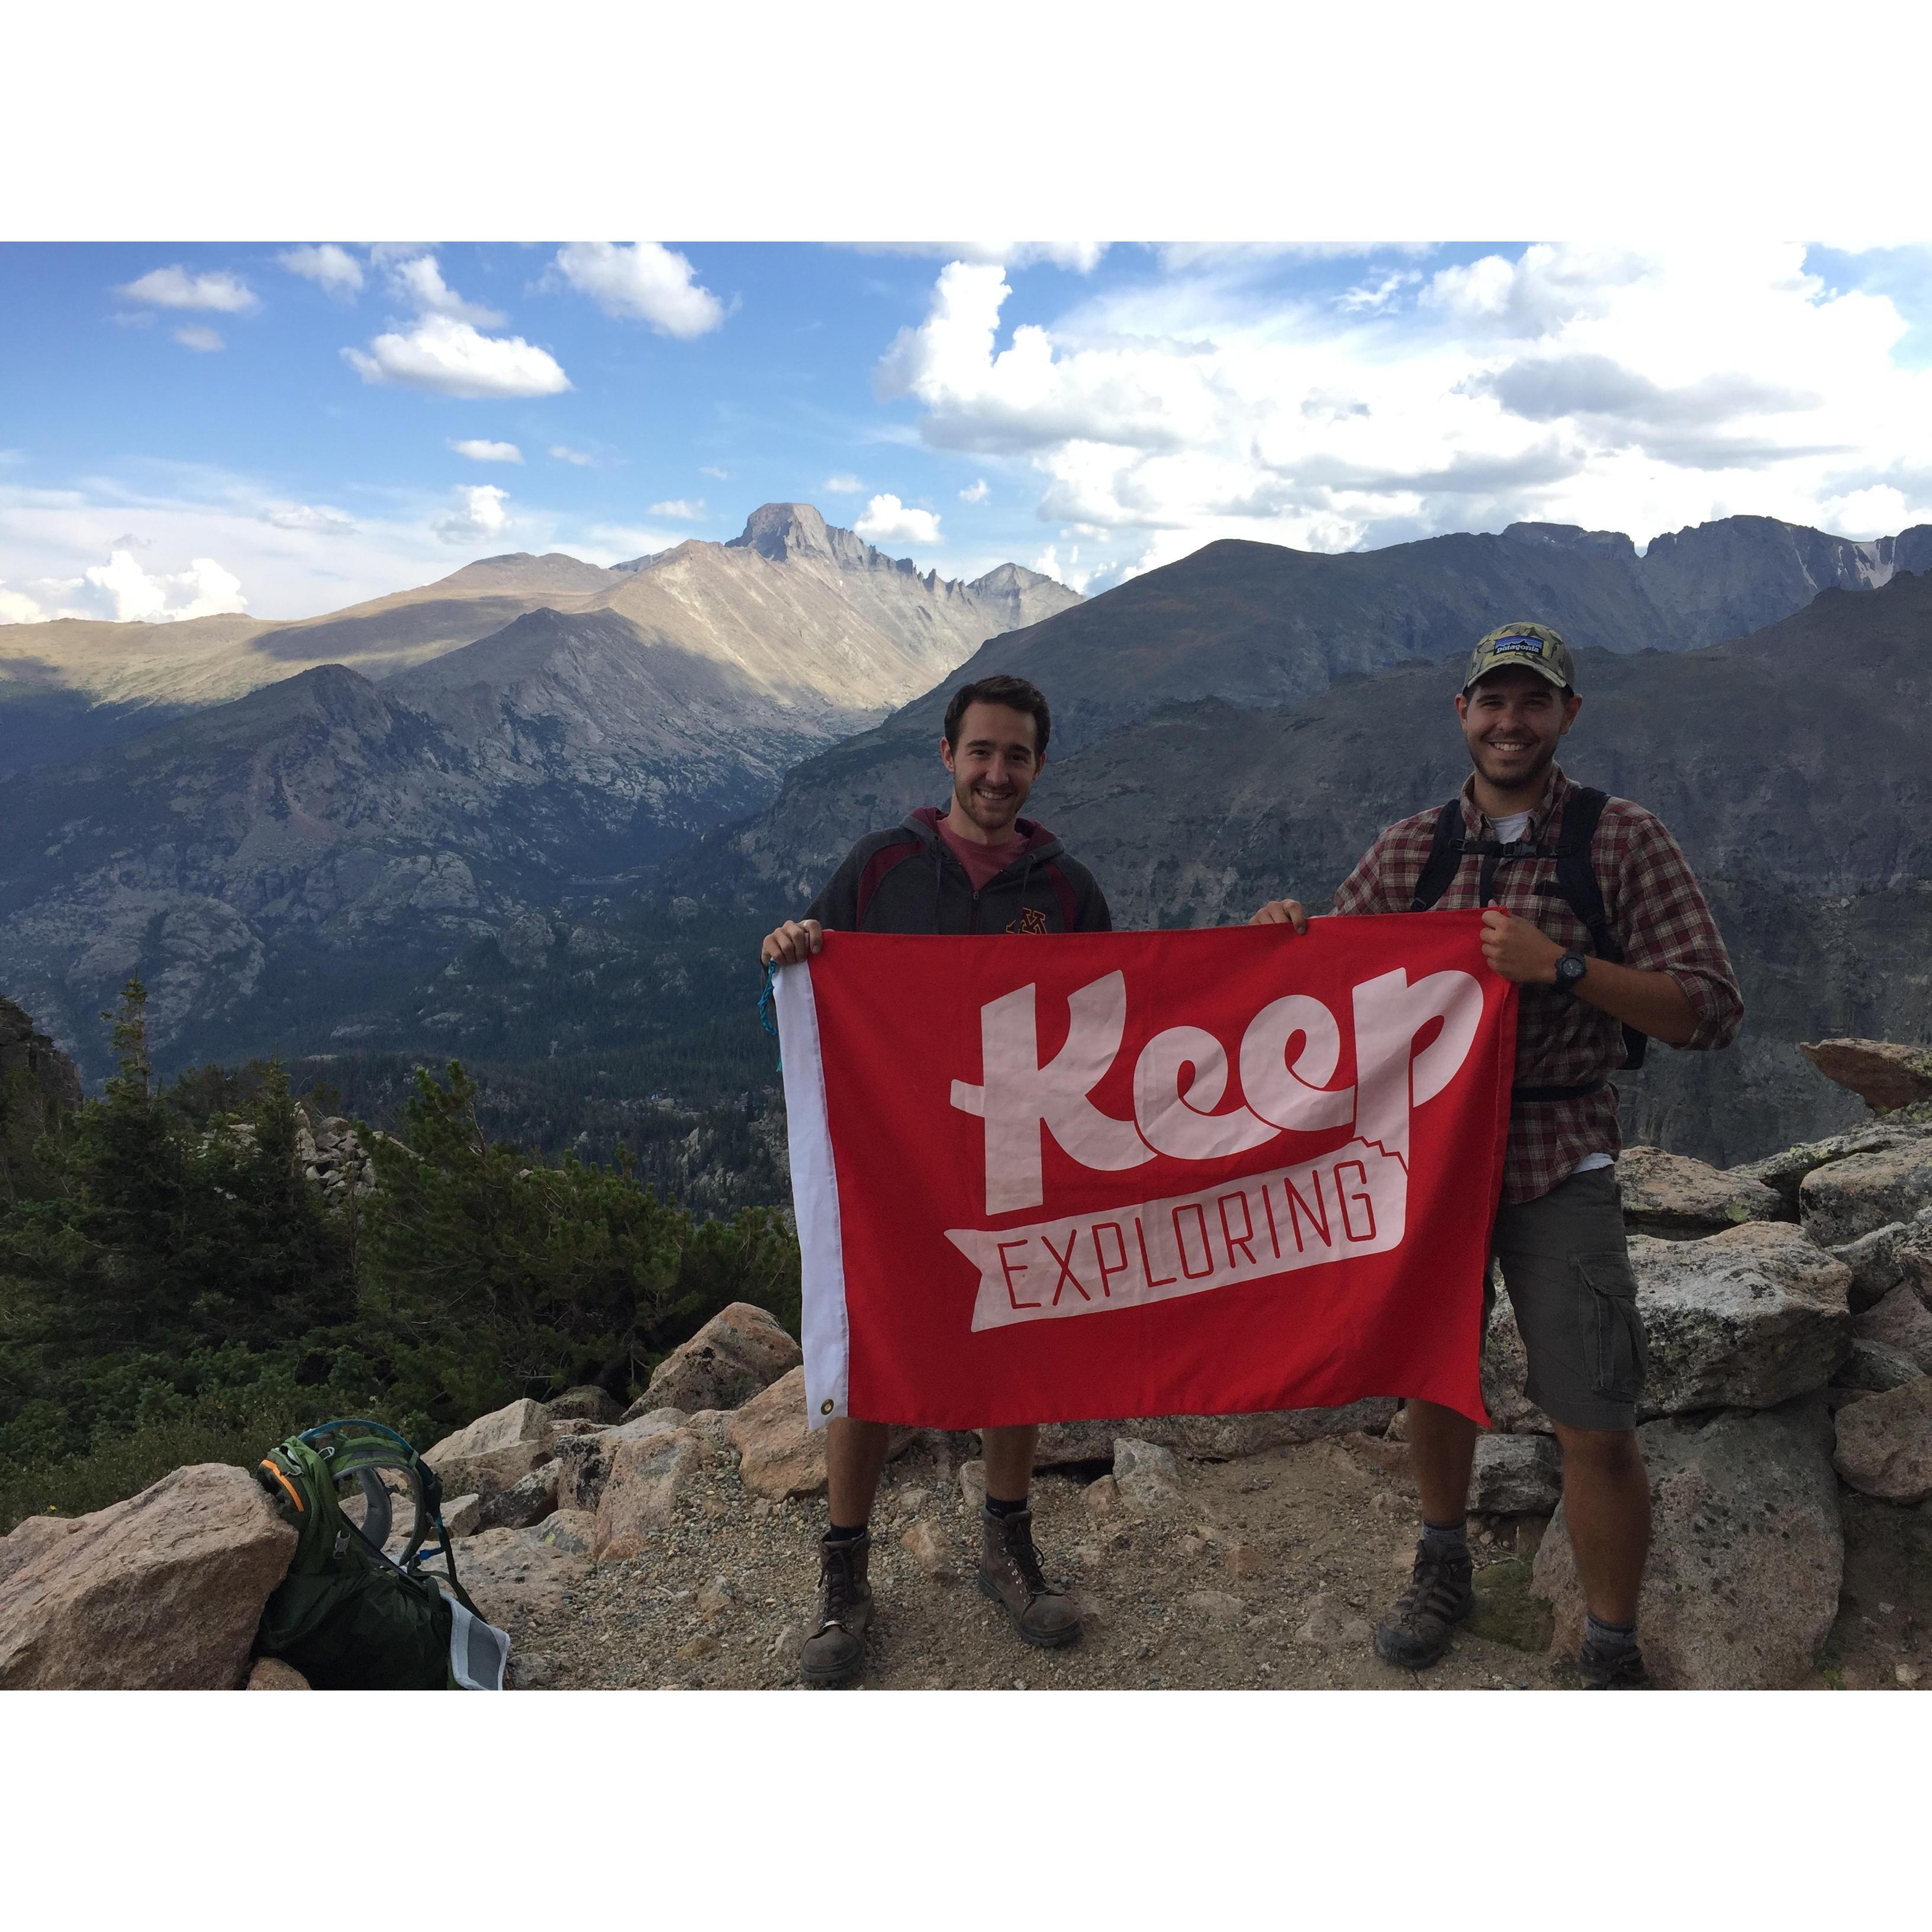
[1484,1165,1646,1433]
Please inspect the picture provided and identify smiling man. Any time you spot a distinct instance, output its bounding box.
[1251,621,1744,1688]
[759,672,1112,1686]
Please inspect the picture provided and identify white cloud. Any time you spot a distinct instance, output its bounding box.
[854,494,942,546]
[0,578,47,623]
[549,445,594,465]
[579,523,690,565]
[959,476,990,503]
[384,253,504,326]
[866,242,1109,273]
[82,548,247,622]
[822,473,864,495]
[174,325,224,352]
[1032,542,1096,593]
[265,503,358,535]
[433,484,511,545]
[343,315,569,398]
[119,266,259,313]
[550,242,727,339]
[278,244,364,297]
[874,244,1932,584]
[648,498,705,519]
[699,464,731,481]
[450,438,523,463]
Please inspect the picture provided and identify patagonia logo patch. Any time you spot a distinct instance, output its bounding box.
[1488,635,1547,659]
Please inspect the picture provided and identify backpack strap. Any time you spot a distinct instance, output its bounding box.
[1537,786,1647,1071]
[1409,801,1467,910]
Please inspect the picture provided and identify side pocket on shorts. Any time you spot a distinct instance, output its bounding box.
[1574,1252,1647,1403]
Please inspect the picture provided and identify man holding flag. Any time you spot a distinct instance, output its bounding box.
[1252,621,1743,1688]
[760,673,1112,1687]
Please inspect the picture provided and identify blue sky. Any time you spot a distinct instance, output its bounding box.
[5,240,1931,624]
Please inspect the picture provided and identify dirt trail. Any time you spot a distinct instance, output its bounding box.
[519,1430,1587,1691]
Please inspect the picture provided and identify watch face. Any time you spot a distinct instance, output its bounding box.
[1558,952,1587,987]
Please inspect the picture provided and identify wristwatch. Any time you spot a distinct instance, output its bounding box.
[1553,949,1590,994]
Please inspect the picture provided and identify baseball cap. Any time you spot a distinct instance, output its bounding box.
[1463,621,1576,694]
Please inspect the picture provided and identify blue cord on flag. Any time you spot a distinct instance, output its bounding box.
[756,960,781,1072]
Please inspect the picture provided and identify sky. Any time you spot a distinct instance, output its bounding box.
[4,239,1932,625]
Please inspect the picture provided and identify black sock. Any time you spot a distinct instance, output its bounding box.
[984,1493,1029,1518]
[1420,1518,1467,1559]
[825,1521,867,1542]
[1585,1612,1637,1653]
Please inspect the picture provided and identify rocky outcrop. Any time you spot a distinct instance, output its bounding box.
[0,993,82,1127]
[630,1302,801,1419]
[1854,1283,1932,1376]
[1833,1378,1932,1504]
[1532,1399,1843,1689]
[1828,1216,1932,1313]
[1631,1222,1852,1416]
[423,1398,556,1498]
[1469,1433,1563,1515]
[1801,1141,1932,1249]
[0,1514,80,1587]
[293,1111,372,1205]
[474,1461,559,1532]
[0,1464,295,1689]
[593,1429,701,1561]
[726,1367,826,1502]
[1617,1145,1786,1238]
[547,1385,622,1425]
[1801,1039,1932,1115]
[1731,1123,1921,1206]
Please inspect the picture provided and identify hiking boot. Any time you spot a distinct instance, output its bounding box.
[977,1505,1081,1648]
[799,1530,874,1686]
[1578,1636,1651,1689]
[1373,1538,1474,1669]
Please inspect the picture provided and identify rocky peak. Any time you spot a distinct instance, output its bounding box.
[728,503,839,564]
[1501,522,1639,563]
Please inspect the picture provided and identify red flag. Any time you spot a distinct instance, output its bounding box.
[776,915,1516,1432]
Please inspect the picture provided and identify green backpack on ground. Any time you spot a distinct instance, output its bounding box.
[253,1419,509,1690]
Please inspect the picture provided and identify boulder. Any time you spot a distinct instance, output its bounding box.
[529,1508,597,1557]
[1833,1376,1932,1503]
[1531,1398,1842,1689]
[1828,1220,1932,1315]
[1616,1145,1787,1238]
[1801,1141,1932,1249]
[423,1398,555,1498]
[727,1367,824,1501]
[1113,1437,1185,1515]
[1035,1399,1398,1466]
[592,1429,701,1561]
[474,1461,559,1532]
[442,1493,482,1537]
[1832,1339,1923,1395]
[546,1384,622,1425]
[959,1460,988,1512]
[1854,1281,1932,1374]
[1631,1222,1851,1416]
[458,1519,593,1625]
[1469,1433,1563,1515]
[246,1656,311,1690]
[0,1515,80,1587]
[1800,1039,1932,1115]
[1731,1123,1918,1206]
[629,1302,801,1419]
[0,1464,297,1689]
[1482,1292,1553,1433]
[1181,1589,1247,1627]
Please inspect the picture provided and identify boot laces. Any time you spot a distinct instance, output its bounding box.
[999,1515,1049,1596]
[1399,1546,1467,1625]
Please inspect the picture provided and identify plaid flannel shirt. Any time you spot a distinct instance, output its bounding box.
[1331,765,1743,1204]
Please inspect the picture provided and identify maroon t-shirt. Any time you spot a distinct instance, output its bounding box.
[936,814,1021,894]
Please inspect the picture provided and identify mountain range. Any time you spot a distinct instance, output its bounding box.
[2,504,1927,1181]
[0,506,1076,1061]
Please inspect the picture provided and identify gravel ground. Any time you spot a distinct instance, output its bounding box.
[500,1429,1589,1692]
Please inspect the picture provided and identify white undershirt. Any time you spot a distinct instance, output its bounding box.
[1487,811,1614,1176]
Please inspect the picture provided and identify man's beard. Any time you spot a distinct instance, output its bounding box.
[1471,736,1557,794]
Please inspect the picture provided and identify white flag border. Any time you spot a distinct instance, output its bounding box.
[776,959,849,1429]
